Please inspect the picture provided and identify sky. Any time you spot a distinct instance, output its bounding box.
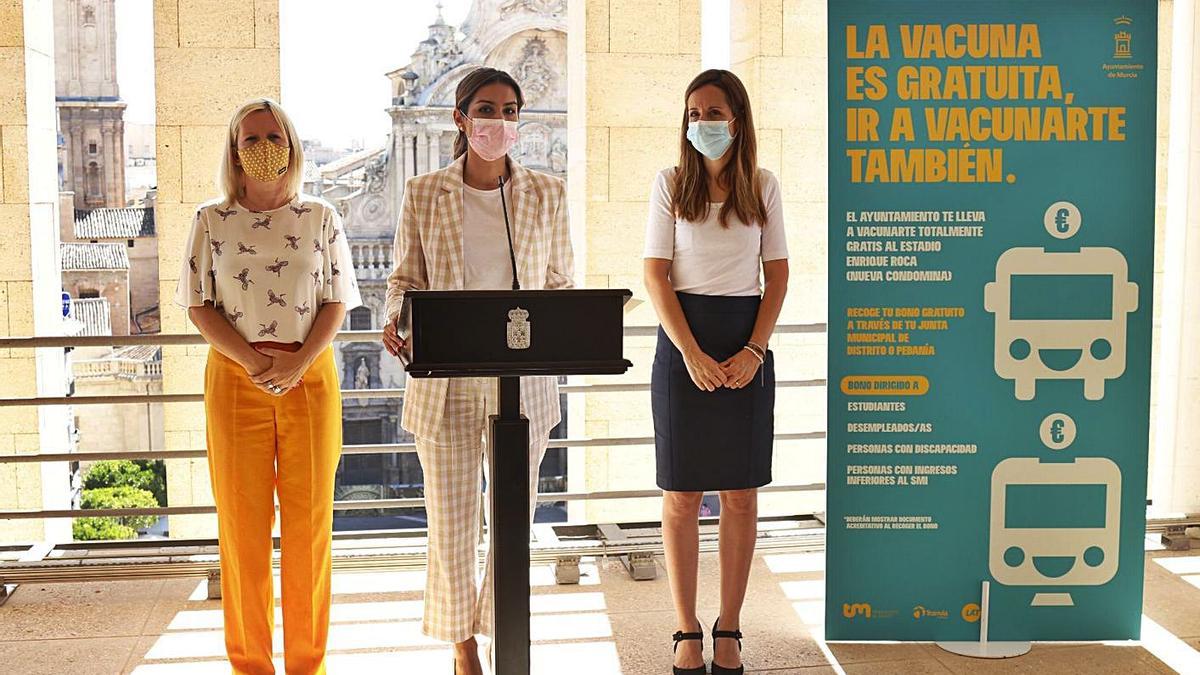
[114,0,475,149]
[113,0,154,124]
[112,0,729,150]
[278,0,474,149]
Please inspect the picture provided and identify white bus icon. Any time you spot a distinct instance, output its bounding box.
[990,457,1121,606]
[984,247,1139,401]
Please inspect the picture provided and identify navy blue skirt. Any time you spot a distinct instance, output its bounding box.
[651,292,775,492]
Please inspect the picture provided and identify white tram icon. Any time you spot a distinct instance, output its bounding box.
[983,247,1139,401]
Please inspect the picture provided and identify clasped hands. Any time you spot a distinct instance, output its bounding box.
[683,345,761,392]
[246,347,311,396]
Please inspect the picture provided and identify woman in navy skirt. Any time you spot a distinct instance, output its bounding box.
[643,69,789,675]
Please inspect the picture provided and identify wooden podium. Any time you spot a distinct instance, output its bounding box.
[404,288,632,674]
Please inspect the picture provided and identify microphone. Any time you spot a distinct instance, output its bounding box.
[497,174,521,291]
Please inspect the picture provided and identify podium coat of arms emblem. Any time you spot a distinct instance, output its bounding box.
[507,307,531,350]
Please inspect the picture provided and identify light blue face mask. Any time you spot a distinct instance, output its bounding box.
[686,120,734,160]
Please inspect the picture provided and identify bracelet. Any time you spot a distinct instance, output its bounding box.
[741,345,765,364]
[745,341,766,359]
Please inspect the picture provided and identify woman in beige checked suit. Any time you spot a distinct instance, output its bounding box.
[381,67,573,675]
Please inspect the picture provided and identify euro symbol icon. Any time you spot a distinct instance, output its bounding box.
[1055,208,1071,233]
[1051,420,1065,444]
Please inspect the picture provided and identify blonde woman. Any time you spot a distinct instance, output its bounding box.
[382,67,573,675]
[644,70,789,675]
[174,98,362,675]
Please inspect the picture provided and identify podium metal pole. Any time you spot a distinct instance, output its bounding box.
[489,375,531,674]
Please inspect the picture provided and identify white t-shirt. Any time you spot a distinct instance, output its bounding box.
[462,182,517,290]
[642,167,788,296]
[173,194,363,343]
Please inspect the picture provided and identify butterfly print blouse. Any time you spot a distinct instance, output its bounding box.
[173,194,362,343]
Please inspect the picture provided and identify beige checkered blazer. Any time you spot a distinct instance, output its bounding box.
[384,155,575,440]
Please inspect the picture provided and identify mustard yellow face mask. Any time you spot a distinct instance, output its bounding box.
[237,138,290,183]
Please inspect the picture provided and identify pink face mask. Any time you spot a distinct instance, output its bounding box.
[466,117,519,161]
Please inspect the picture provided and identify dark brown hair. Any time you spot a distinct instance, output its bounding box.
[452,67,526,159]
[672,69,766,228]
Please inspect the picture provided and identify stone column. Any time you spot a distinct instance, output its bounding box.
[0,0,72,543]
[389,123,405,199]
[721,0,828,518]
[428,129,441,171]
[67,122,81,203]
[400,131,415,183]
[1152,0,1200,515]
[100,122,114,205]
[415,130,428,175]
[113,114,125,206]
[72,121,84,206]
[568,0,701,524]
[156,0,280,539]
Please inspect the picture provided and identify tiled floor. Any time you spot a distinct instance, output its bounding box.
[1,546,1198,674]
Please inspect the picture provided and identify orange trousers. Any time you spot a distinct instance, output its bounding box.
[204,345,342,675]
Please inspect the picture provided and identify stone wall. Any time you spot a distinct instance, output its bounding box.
[155,0,280,539]
[568,0,703,524]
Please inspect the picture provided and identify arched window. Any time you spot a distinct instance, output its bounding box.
[85,162,101,199]
[349,306,372,330]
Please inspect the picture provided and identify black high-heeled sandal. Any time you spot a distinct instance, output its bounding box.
[711,616,744,675]
[671,621,707,675]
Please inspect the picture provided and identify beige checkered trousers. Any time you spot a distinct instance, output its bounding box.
[416,377,552,642]
[384,155,574,641]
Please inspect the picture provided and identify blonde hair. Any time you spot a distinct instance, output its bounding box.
[672,70,766,228]
[217,98,305,206]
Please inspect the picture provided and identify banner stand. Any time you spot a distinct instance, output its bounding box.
[936,581,1031,659]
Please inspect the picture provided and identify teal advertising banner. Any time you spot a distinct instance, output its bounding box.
[825,1,1157,641]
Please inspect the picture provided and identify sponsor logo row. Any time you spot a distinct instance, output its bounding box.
[841,602,981,623]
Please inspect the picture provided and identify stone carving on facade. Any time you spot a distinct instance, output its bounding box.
[361,194,387,225]
[511,36,555,108]
[500,0,566,18]
[549,137,566,174]
[355,358,370,389]
[364,151,388,193]
[512,121,550,168]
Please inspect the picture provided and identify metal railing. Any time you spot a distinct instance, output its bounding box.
[0,515,828,590]
[5,325,1190,595]
[0,325,830,522]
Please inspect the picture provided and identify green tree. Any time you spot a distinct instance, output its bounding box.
[82,460,167,506]
[72,485,159,541]
[72,518,136,541]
